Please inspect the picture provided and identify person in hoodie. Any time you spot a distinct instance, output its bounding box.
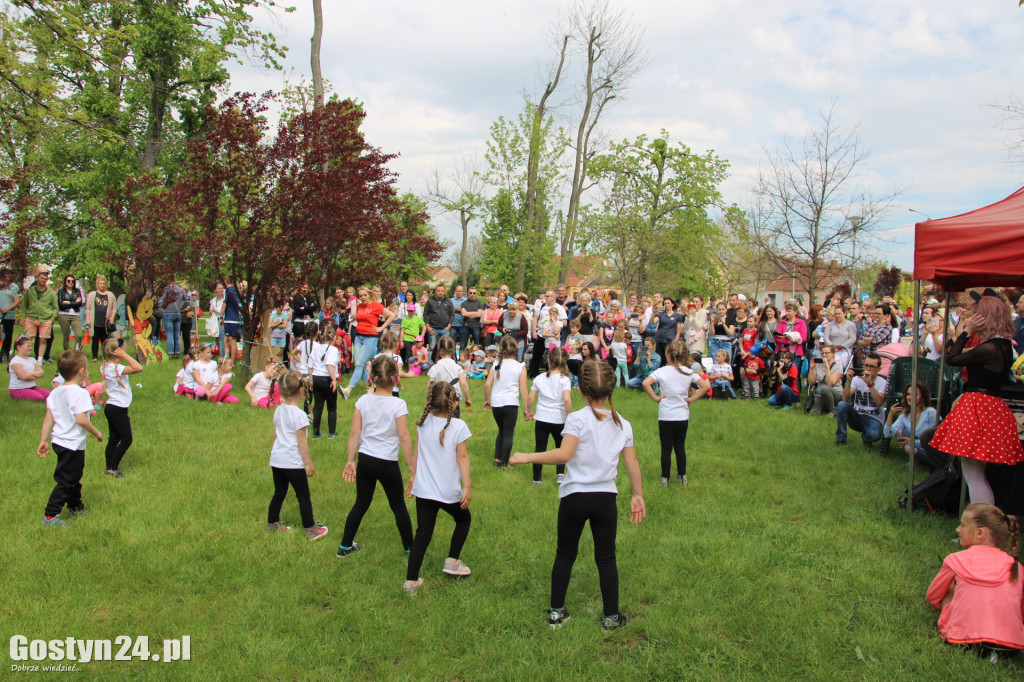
[926,503,1024,656]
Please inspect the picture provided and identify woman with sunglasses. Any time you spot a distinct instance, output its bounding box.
[57,275,85,353]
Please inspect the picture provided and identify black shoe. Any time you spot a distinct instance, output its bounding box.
[602,613,628,630]
[336,542,361,558]
[547,607,570,630]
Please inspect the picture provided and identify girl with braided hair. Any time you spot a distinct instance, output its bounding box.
[403,381,473,596]
[511,360,645,630]
[483,335,528,468]
[336,355,415,558]
[927,503,1024,655]
[525,347,573,486]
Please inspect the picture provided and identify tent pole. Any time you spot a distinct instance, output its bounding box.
[935,287,952,417]
[908,281,921,512]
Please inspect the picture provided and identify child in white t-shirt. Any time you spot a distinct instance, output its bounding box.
[37,350,104,526]
[266,371,328,540]
[484,336,528,468]
[709,349,737,399]
[511,360,646,631]
[525,348,572,485]
[9,336,49,401]
[403,381,473,596]
[610,329,629,387]
[98,339,143,478]
[246,360,283,408]
[427,336,471,415]
[336,355,415,558]
[642,340,710,487]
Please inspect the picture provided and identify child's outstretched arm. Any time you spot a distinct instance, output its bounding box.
[456,441,471,509]
[621,445,646,525]
[406,439,420,496]
[483,370,495,409]
[511,434,577,467]
[343,408,362,482]
[37,409,55,458]
[297,426,314,476]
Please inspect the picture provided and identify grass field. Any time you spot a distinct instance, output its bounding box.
[2,336,1021,680]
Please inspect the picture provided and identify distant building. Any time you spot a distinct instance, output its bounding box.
[411,266,458,290]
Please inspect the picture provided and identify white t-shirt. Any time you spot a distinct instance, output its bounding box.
[182,361,198,390]
[924,335,943,362]
[531,372,571,424]
[51,374,66,388]
[649,365,699,421]
[850,375,887,423]
[490,358,524,407]
[291,339,314,374]
[193,359,218,387]
[269,404,310,469]
[611,341,628,362]
[310,342,339,378]
[46,384,93,450]
[249,371,273,401]
[9,355,38,390]
[559,407,634,498]
[102,363,132,408]
[710,363,732,381]
[175,369,187,393]
[411,415,472,504]
[428,357,464,399]
[355,393,409,461]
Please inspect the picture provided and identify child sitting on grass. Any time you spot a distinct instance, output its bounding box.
[246,360,283,408]
[467,349,487,379]
[9,336,49,401]
[37,350,103,526]
[266,371,328,541]
[410,338,429,375]
[926,503,1023,659]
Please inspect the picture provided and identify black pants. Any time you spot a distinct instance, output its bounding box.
[34,334,53,361]
[491,405,518,465]
[551,492,619,617]
[659,419,689,478]
[44,444,85,517]
[340,454,414,549]
[528,337,546,377]
[180,318,193,354]
[103,404,133,471]
[268,467,315,528]
[91,325,109,360]
[406,497,472,581]
[532,420,565,481]
[0,318,14,360]
[310,375,337,436]
[399,340,412,369]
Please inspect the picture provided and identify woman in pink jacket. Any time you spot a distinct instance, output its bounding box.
[926,503,1024,655]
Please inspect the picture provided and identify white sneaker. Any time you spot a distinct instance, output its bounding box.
[340,386,352,400]
[660,477,669,487]
[679,475,688,487]
[556,473,565,484]
[442,558,471,576]
[403,578,424,596]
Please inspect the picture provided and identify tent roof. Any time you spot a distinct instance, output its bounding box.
[913,186,1024,290]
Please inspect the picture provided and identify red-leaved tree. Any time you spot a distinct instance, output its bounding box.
[0,169,50,281]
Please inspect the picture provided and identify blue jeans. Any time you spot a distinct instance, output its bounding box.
[768,384,798,407]
[459,326,480,351]
[429,328,450,359]
[712,379,736,399]
[217,323,226,357]
[348,334,379,387]
[835,401,884,444]
[709,337,732,362]
[163,313,181,355]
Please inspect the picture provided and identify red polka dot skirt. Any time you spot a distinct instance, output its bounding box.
[930,392,1024,464]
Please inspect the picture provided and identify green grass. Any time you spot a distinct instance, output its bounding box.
[1,336,1021,680]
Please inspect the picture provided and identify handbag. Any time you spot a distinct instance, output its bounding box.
[206,315,220,337]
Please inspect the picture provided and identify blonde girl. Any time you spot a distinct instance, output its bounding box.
[368,330,414,396]
[266,371,328,541]
[99,338,143,477]
[210,356,238,403]
[510,360,645,631]
[403,382,473,596]
[192,343,227,401]
[176,346,198,397]
[427,335,471,415]
[525,347,573,485]
[246,360,282,408]
[309,322,339,438]
[609,329,629,387]
[336,356,415,558]
[484,335,528,468]
[642,340,710,487]
[9,336,49,401]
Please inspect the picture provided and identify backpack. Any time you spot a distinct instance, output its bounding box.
[897,463,962,516]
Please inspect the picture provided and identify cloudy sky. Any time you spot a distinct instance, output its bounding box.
[230,1,1024,272]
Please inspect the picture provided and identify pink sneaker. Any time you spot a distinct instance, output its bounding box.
[305,523,329,541]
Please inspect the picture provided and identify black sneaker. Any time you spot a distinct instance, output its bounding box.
[105,469,124,478]
[336,542,361,558]
[547,607,570,630]
[602,613,628,630]
[835,439,847,446]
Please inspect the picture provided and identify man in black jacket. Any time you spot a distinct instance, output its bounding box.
[423,283,454,360]
[291,282,319,339]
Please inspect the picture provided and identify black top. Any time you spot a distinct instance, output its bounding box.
[576,307,595,335]
[945,333,1013,392]
[292,295,319,320]
[58,287,83,313]
[461,298,484,328]
[424,295,455,328]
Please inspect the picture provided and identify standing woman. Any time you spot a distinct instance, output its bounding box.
[179,284,199,355]
[57,275,85,352]
[342,286,395,400]
[773,301,808,360]
[0,269,21,362]
[653,298,683,363]
[684,300,707,358]
[575,292,596,345]
[481,296,503,347]
[928,297,1024,504]
[86,275,117,361]
[501,300,530,362]
[757,304,781,344]
[208,283,227,357]
[708,302,735,363]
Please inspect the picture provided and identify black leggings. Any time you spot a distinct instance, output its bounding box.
[268,466,314,529]
[406,497,472,581]
[0,318,14,360]
[532,420,565,481]
[103,404,133,471]
[491,405,519,465]
[311,375,337,436]
[91,325,109,360]
[340,454,414,549]
[659,419,689,478]
[551,492,619,617]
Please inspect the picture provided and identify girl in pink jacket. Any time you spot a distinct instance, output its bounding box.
[926,503,1024,654]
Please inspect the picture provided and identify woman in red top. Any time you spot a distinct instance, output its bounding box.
[482,296,503,346]
[342,286,396,399]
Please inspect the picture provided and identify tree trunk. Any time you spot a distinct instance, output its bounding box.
[311,0,324,109]
[460,209,469,291]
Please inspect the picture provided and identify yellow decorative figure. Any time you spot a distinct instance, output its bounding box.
[128,294,164,363]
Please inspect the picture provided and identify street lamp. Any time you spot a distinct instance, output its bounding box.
[848,216,862,297]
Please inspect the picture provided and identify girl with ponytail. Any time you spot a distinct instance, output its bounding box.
[511,360,645,631]
[403,381,473,596]
[525,347,573,485]
[483,335,527,468]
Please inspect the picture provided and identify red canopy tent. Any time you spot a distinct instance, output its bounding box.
[914,186,1024,289]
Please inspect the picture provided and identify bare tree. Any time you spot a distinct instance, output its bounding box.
[557,0,647,283]
[426,157,484,290]
[751,105,898,301]
[311,0,324,109]
[993,95,1024,171]
[444,233,484,279]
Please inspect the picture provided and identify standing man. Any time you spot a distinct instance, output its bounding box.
[291,282,318,340]
[21,266,57,363]
[396,281,412,318]
[423,283,454,359]
[460,286,484,352]
[725,292,740,329]
[0,268,22,362]
[157,277,187,359]
[449,284,466,354]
